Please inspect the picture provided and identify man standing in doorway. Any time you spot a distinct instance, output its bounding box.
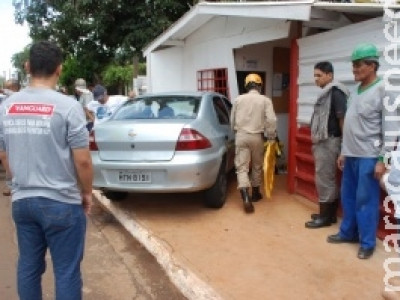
[305,61,348,229]
[327,43,399,259]
[231,73,277,213]
[0,41,93,299]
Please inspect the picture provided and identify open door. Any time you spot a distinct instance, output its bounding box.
[272,47,290,114]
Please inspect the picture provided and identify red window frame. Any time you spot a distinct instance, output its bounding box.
[197,68,229,99]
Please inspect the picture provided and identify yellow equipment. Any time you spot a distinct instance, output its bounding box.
[263,139,283,199]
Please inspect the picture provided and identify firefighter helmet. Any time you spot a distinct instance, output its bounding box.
[245,73,262,86]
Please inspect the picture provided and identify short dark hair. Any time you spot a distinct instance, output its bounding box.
[314,61,334,74]
[29,41,63,77]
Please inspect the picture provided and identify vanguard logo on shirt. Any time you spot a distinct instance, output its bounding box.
[4,103,54,135]
[7,103,55,116]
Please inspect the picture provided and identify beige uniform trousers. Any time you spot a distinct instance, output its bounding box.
[234,131,264,189]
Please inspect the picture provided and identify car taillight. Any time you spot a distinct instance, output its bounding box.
[89,131,98,151]
[175,128,212,151]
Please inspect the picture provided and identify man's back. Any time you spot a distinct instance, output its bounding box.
[0,87,88,204]
[232,90,274,134]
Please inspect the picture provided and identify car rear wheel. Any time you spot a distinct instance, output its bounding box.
[104,191,128,201]
[204,160,227,209]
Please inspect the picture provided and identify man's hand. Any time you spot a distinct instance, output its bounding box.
[337,155,345,171]
[374,161,386,180]
[81,191,93,215]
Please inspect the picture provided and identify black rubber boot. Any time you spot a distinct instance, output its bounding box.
[240,188,254,213]
[305,202,333,229]
[310,200,338,223]
[251,186,263,202]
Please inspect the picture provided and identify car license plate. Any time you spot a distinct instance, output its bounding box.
[118,171,151,183]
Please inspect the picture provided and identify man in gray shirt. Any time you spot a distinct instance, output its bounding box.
[0,41,93,299]
[327,43,399,260]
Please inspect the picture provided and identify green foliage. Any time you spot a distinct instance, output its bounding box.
[12,0,194,85]
[11,46,30,85]
[137,63,146,75]
[58,55,93,87]
[102,64,133,93]
[0,76,5,88]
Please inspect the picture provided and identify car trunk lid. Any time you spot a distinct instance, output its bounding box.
[94,121,186,162]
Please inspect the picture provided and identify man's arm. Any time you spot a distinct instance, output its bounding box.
[85,108,95,122]
[72,148,93,214]
[0,151,11,177]
[331,88,347,135]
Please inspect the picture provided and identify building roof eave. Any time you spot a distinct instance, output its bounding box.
[313,2,400,16]
[143,1,314,57]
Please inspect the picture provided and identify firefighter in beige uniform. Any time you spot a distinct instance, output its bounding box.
[231,73,277,213]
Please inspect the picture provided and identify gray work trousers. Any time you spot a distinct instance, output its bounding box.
[234,132,264,189]
[312,137,341,203]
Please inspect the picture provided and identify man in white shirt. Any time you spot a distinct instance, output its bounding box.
[86,85,127,127]
[74,78,94,130]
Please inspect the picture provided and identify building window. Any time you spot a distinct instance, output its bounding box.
[197,68,229,98]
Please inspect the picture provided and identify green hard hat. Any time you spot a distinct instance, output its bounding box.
[351,43,379,61]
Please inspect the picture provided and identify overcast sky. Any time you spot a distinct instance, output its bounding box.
[0,1,31,79]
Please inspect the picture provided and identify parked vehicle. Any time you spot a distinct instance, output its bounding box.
[90,91,235,208]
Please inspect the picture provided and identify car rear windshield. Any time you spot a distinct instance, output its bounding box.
[112,96,201,120]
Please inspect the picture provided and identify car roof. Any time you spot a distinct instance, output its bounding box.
[137,91,225,98]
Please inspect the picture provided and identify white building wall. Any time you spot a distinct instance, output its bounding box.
[146,16,290,97]
[147,47,183,93]
[182,16,290,100]
[297,16,399,125]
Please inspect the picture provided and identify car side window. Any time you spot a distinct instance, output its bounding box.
[222,97,232,115]
[213,96,229,125]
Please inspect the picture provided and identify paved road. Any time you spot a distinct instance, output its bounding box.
[0,168,185,300]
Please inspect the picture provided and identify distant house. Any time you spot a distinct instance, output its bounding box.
[144,1,400,238]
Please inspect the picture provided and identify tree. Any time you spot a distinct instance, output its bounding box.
[11,45,30,86]
[12,0,194,86]
[102,64,133,95]
[0,76,5,89]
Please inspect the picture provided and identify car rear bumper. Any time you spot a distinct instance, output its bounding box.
[91,152,222,193]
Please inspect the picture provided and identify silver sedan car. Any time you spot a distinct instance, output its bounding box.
[90,92,235,208]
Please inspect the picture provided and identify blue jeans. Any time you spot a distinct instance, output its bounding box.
[339,157,380,250]
[12,197,86,300]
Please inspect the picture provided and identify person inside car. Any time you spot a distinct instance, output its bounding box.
[157,98,175,118]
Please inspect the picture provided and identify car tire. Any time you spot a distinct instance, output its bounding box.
[104,191,128,201]
[204,160,227,209]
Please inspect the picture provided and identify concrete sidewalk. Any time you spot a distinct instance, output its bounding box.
[95,174,397,300]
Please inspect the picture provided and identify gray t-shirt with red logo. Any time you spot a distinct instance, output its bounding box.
[0,87,89,204]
